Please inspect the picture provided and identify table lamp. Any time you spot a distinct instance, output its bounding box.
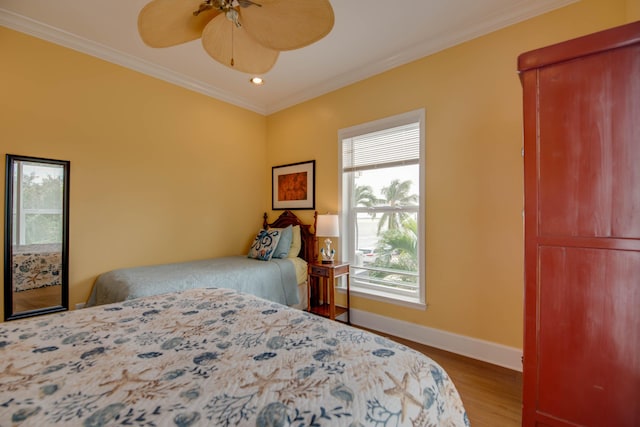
[316,214,339,264]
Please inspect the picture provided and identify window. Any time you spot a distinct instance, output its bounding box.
[339,109,425,307]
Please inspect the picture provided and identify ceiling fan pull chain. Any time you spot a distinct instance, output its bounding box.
[231,25,235,67]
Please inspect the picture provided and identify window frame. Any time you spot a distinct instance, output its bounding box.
[338,109,426,308]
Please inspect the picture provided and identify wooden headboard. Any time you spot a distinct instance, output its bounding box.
[263,210,317,263]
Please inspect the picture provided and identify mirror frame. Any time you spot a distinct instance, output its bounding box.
[4,154,70,321]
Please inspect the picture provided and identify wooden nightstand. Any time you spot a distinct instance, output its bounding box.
[307,261,350,324]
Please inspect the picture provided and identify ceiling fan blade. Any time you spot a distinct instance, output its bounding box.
[240,0,334,51]
[201,15,279,74]
[138,0,222,48]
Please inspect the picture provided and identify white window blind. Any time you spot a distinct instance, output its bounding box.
[342,122,420,173]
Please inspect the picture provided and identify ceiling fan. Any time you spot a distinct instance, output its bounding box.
[138,0,335,74]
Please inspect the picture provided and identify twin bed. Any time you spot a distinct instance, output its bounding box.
[87,211,315,310]
[0,211,470,426]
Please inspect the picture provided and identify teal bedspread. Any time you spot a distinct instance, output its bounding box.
[87,256,299,307]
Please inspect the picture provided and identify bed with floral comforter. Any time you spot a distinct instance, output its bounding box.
[0,288,469,426]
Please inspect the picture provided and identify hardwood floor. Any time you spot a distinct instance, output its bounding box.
[13,285,61,313]
[368,330,523,427]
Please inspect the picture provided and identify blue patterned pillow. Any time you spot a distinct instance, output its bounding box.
[248,229,281,261]
[271,225,293,259]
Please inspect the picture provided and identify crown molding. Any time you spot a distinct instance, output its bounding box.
[265,0,579,114]
[2,0,577,116]
[0,8,267,115]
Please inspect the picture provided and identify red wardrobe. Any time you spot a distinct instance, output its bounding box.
[519,21,640,426]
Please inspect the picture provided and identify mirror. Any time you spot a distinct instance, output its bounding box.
[4,155,69,320]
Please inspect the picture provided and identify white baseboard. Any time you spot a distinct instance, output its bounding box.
[348,308,523,372]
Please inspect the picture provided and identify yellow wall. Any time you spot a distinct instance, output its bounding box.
[0,27,268,320]
[265,0,629,348]
[628,0,640,21]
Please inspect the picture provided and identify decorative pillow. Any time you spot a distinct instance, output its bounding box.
[248,229,281,261]
[287,225,302,258]
[271,225,293,259]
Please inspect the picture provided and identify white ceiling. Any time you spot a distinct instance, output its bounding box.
[0,0,575,115]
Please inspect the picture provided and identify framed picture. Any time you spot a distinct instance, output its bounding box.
[272,160,315,210]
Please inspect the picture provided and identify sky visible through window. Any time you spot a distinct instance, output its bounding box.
[354,164,419,250]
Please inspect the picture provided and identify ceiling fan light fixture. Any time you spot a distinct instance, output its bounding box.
[225,8,241,27]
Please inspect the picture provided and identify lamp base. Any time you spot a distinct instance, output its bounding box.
[320,238,336,265]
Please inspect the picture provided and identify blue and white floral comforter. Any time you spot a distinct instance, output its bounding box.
[0,288,469,426]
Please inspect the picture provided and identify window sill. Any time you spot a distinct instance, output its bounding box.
[337,286,426,311]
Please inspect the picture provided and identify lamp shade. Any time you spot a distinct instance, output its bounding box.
[316,214,339,237]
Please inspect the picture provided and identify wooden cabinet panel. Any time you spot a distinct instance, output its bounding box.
[538,44,640,239]
[537,247,640,426]
[520,21,640,427]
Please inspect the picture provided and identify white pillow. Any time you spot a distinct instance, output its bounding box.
[287,225,302,258]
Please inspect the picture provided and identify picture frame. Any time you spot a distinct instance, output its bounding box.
[272,160,315,210]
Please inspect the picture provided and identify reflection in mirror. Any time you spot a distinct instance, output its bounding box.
[4,155,69,320]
